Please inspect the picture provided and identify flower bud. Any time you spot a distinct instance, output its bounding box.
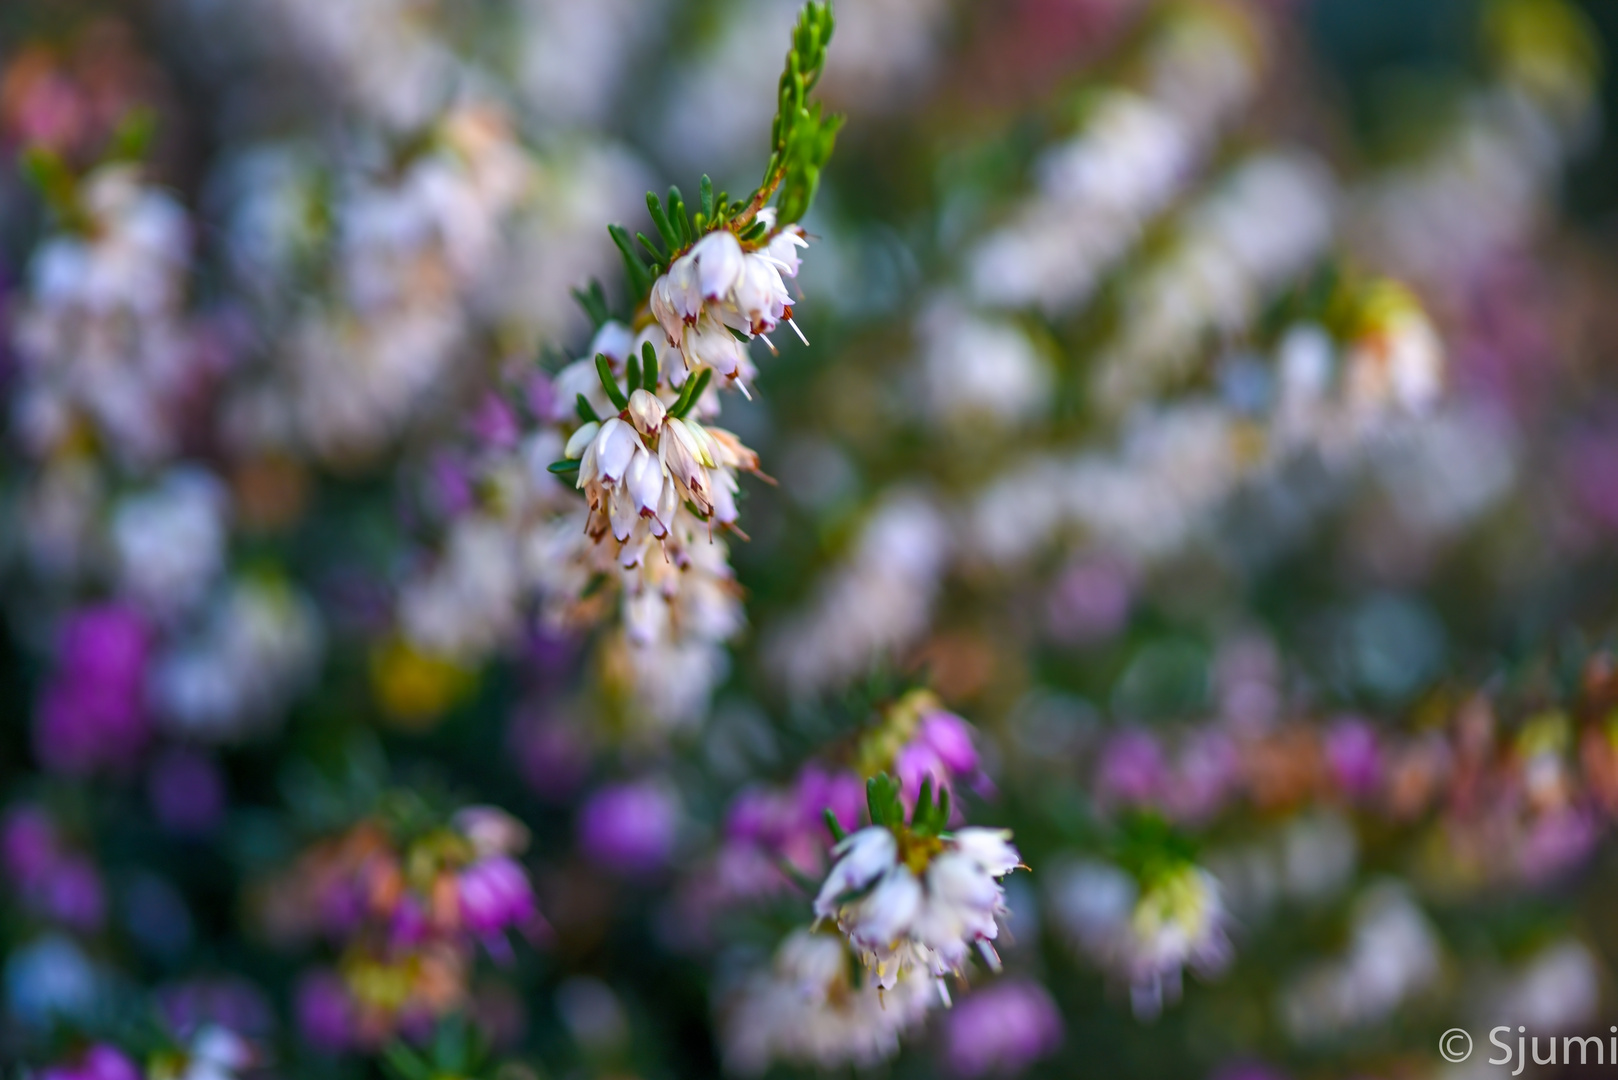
[564,421,599,460]
[627,389,666,437]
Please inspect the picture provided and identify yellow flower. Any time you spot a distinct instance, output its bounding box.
[371,637,474,728]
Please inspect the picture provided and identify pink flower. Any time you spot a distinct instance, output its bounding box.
[1095,730,1165,807]
[941,979,1063,1077]
[579,780,680,875]
[1326,718,1382,799]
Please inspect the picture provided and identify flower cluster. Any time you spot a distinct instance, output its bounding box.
[257,805,543,1051]
[388,3,842,728]
[11,163,200,466]
[711,764,864,905]
[813,775,1023,990]
[969,1,1265,314]
[2,805,106,932]
[33,1027,258,1080]
[851,688,988,812]
[2,0,1615,1078]
[1048,858,1232,1019]
[720,927,942,1075]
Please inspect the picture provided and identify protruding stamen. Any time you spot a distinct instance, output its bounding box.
[788,317,809,346]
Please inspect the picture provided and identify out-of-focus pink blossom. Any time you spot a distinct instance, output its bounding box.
[941,978,1063,1077]
[1047,556,1134,645]
[42,856,106,931]
[2,805,59,882]
[469,393,519,449]
[896,709,990,812]
[158,975,275,1041]
[458,855,542,940]
[1326,718,1382,799]
[1096,729,1166,807]
[1166,731,1239,822]
[1519,809,1599,882]
[1561,429,1618,534]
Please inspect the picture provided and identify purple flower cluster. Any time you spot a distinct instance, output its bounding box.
[895,708,989,813]
[721,765,864,894]
[1095,728,1239,823]
[1,805,106,932]
[35,604,151,775]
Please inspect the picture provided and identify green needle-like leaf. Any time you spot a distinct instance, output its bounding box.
[642,340,660,389]
[646,192,682,253]
[824,808,848,844]
[596,353,629,411]
[670,367,713,419]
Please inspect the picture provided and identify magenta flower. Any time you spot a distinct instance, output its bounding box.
[1326,718,1382,799]
[579,780,679,875]
[458,855,539,938]
[895,709,988,813]
[34,604,151,775]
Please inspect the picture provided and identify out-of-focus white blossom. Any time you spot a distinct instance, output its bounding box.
[1092,152,1338,413]
[277,106,531,460]
[246,0,459,130]
[11,166,199,467]
[765,491,951,695]
[1280,882,1442,1041]
[112,468,230,617]
[1349,91,1585,301]
[1048,859,1232,1019]
[150,578,325,742]
[969,4,1264,314]
[721,928,944,1075]
[152,1025,257,1080]
[1475,939,1600,1034]
[917,301,1052,426]
[515,0,668,130]
[399,516,524,662]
